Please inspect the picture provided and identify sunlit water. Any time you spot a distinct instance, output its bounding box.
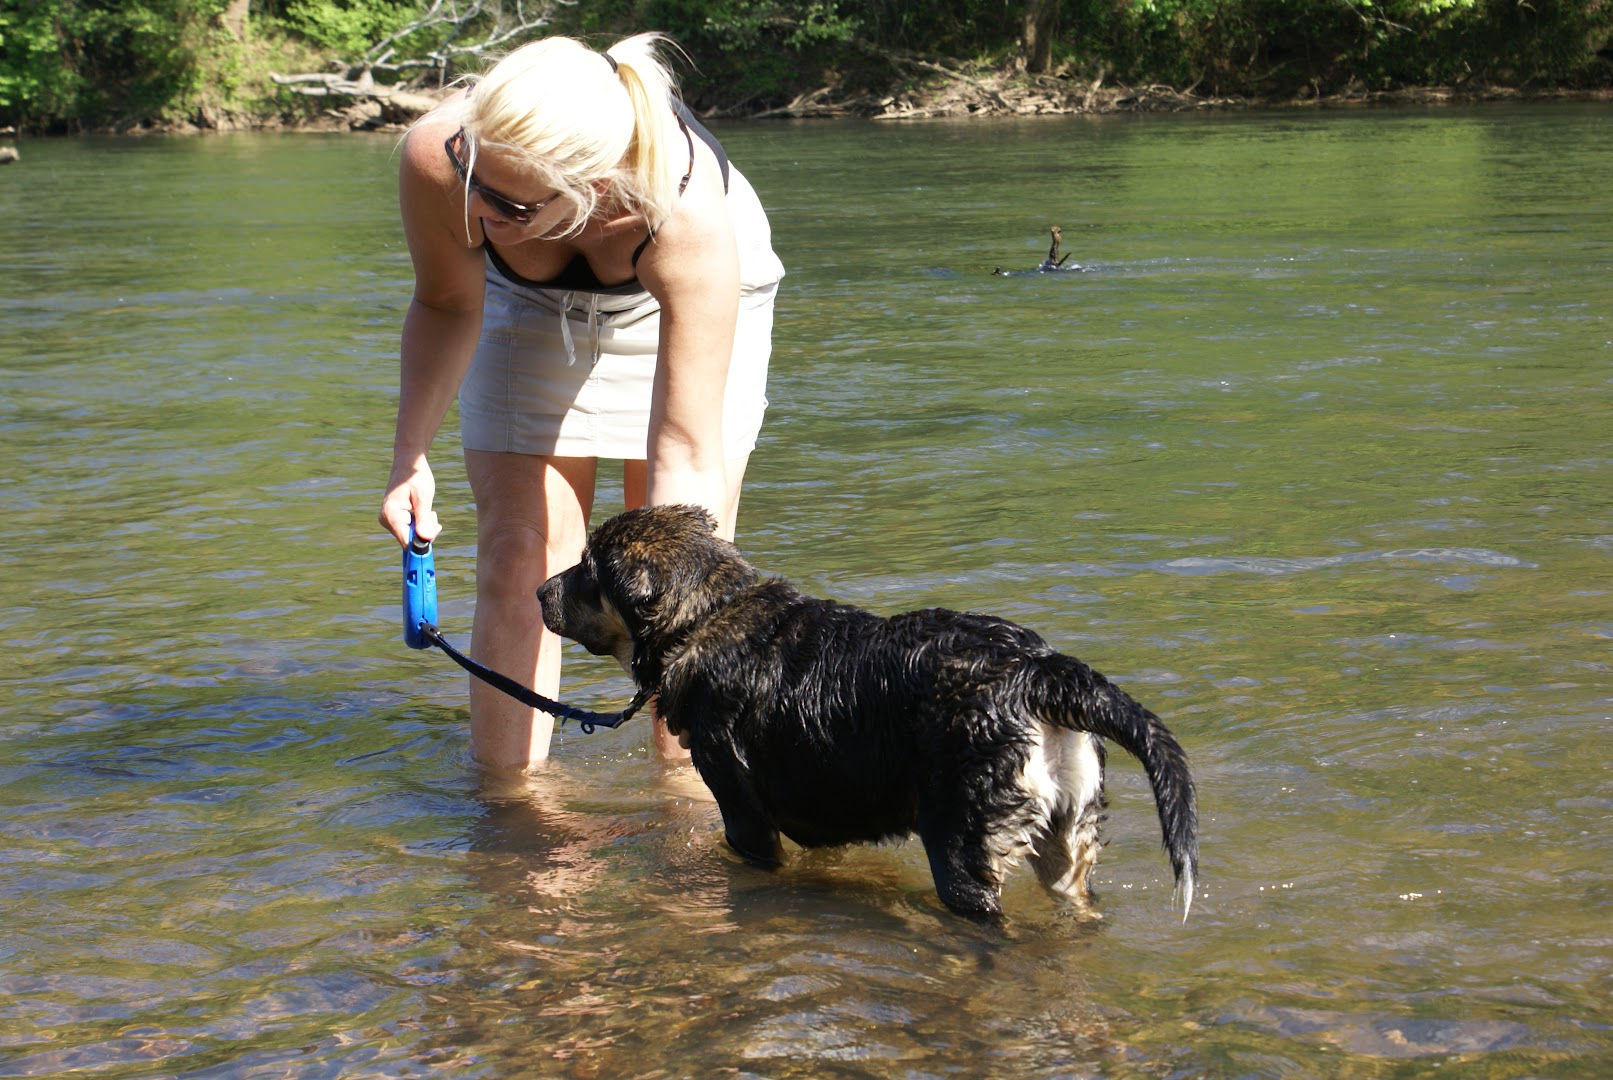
[1,105,1609,1077]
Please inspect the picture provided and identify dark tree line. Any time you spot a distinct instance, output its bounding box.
[2,0,1610,130]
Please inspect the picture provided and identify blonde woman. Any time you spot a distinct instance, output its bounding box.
[378,33,785,771]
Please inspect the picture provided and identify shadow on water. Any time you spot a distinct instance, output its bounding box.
[1,107,1611,1076]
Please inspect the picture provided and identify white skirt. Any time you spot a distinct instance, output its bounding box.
[459,165,784,460]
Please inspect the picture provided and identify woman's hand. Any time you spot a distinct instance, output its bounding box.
[380,456,441,547]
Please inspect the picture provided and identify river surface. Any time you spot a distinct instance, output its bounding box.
[1,104,1610,1078]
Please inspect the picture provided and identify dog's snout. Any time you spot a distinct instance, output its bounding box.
[537,575,566,632]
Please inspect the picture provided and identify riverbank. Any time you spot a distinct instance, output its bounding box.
[74,62,1613,137]
[743,67,1613,120]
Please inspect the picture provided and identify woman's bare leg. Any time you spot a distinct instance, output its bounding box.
[622,455,751,762]
[464,450,596,771]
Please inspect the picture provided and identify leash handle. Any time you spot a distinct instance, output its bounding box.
[402,524,437,650]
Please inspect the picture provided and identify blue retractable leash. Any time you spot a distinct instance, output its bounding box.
[402,526,438,650]
[402,524,650,733]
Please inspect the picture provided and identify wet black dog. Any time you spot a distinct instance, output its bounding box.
[538,506,1199,921]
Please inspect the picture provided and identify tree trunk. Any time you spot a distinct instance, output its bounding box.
[220,0,251,40]
[1023,0,1060,75]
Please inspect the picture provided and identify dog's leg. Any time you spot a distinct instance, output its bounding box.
[1068,808,1104,906]
[696,762,784,866]
[1028,652,1197,914]
[721,812,783,867]
[1027,727,1105,916]
[918,816,1004,921]
[1028,802,1104,918]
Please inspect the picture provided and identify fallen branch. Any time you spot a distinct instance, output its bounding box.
[1083,65,1107,111]
[749,86,846,119]
[272,71,442,110]
[269,0,570,115]
[886,54,1014,113]
[268,70,447,127]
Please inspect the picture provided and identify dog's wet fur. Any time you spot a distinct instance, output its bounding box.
[538,506,1199,921]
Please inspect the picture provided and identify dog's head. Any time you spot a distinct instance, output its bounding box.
[538,505,759,686]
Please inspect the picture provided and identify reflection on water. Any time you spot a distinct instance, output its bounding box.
[1,107,1611,1077]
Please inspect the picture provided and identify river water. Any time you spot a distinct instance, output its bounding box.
[1,104,1609,1077]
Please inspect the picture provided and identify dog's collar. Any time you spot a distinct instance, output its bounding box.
[611,684,656,730]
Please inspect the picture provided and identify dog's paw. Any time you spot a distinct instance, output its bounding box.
[1051,896,1104,923]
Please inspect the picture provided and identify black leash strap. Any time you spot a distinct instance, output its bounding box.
[418,623,651,734]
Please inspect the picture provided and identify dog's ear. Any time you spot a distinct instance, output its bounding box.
[588,506,703,615]
[655,504,719,537]
[592,504,751,630]
[581,504,761,690]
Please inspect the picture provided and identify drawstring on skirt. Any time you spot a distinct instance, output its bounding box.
[558,291,605,367]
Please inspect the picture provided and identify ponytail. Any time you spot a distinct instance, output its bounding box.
[601,34,686,228]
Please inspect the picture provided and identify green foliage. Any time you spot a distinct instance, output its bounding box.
[694,0,860,101]
[266,0,419,57]
[0,2,84,121]
[1069,0,1612,95]
[0,0,238,129]
[2,0,1608,129]
[842,0,1018,57]
[573,0,863,107]
[706,0,857,49]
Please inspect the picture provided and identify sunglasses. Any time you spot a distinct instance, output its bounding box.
[444,129,559,224]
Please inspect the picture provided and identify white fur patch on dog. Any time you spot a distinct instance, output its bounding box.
[995,725,1104,904]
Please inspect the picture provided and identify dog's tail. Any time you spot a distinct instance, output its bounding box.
[1026,653,1199,920]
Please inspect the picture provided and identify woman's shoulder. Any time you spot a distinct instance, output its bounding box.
[398,94,484,255]
[635,194,737,304]
[401,97,464,164]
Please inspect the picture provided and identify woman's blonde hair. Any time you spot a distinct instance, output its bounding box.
[456,33,685,236]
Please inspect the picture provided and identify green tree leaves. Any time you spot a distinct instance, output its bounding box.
[2,0,1608,130]
[1,0,232,128]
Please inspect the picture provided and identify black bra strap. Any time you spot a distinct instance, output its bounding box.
[634,114,698,267]
[676,115,694,195]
